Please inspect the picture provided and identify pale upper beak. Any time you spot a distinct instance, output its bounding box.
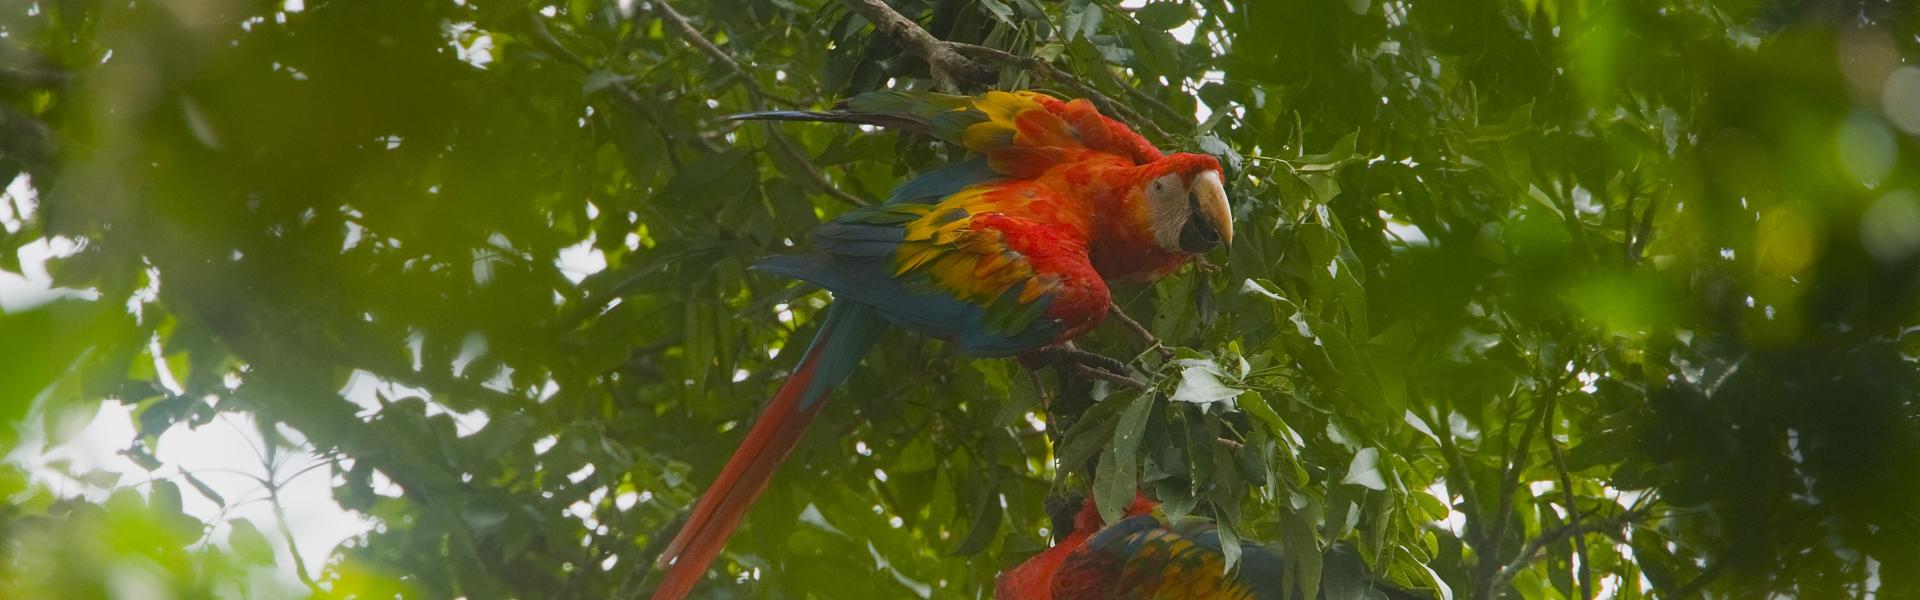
[1196,170,1233,246]
[1178,170,1234,253]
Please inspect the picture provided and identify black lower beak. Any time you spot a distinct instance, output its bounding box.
[1179,191,1222,253]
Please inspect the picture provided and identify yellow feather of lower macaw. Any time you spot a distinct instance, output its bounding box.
[972,251,1016,280]
[893,243,943,276]
[1018,276,1055,303]
[963,125,1016,152]
[956,228,1002,250]
[931,255,994,301]
[973,90,1037,123]
[963,91,1049,152]
[933,222,969,246]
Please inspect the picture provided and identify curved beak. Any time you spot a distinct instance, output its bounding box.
[1192,170,1233,247]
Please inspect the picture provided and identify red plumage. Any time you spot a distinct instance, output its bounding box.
[651,91,1234,599]
[996,494,1160,600]
[999,494,1431,600]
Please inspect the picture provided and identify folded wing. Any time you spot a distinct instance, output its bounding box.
[756,185,1106,357]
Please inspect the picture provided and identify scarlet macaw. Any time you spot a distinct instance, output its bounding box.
[651,90,1235,599]
[997,494,1426,600]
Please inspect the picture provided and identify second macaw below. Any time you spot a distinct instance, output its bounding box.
[649,90,1234,600]
[997,493,1427,600]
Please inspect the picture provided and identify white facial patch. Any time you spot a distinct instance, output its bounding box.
[1145,173,1189,251]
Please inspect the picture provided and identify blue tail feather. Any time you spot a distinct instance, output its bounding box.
[793,302,889,408]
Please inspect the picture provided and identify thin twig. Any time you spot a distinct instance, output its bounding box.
[949,43,1175,142]
[839,0,993,92]
[1479,359,1578,600]
[645,2,802,106]
[1066,363,1148,389]
[651,0,752,94]
[1544,396,1594,600]
[1668,556,1729,598]
[1489,509,1644,594]
[766,126,872,207]
[527,8,726,156]
[1433,401,1484,545]
[0,62,67,89]
[1107,302,1174,359]
[1100,65,1191,128]
[826,0,1181,144]
[1028,370,1053,412]
[650,0,869,206]
[525,10,592,71]
[261,443,323,595]
[1627,189,1660,265]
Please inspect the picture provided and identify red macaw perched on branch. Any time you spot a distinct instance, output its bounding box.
[649,90,1234,599]
[998,494,1427,600]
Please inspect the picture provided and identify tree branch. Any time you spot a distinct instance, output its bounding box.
[839,0,993,92]
[0,45,68,90]
[949,43,1174,142]
[1099,66,1191,129]
[1066,363,1148,390]
[765,127,871,207]
[1431,400,1486,553]
[647,0,800,106]
[1478,363,1582,600]
[1475,388,1551,600]
[832,0,1178,143]
[1106,302,1174,360]
[1033,344,1130,375]
[1489,508,1644,594]
[1668,556,1728,598]
[267,474,324,595]
[649,0,870,206]
[1544,396,1593,600]
[524,8,725,156]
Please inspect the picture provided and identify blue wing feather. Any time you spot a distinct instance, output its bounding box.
[885,158,1000,205]
[755,159,1071,356]
[752,253,1061,356]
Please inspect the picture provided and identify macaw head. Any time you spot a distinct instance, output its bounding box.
[1141,153,1234,255]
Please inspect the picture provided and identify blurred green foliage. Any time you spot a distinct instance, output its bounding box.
[3,0,1919,598]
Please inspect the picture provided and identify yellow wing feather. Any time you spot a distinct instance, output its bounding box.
[889,201,1044,306]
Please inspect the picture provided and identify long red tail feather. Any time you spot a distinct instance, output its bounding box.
[651,303,885,600]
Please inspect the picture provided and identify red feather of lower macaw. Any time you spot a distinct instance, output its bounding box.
[1000,494,1430,600]
[996,494,1160,600]
[652,90,1235,600]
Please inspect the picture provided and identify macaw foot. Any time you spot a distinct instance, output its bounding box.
[1018,343,1148,389]
[1020,343,1126,374]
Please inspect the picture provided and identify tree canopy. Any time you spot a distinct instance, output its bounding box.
[3,0,1919,598]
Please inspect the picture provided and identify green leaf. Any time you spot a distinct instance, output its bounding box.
[1171,359,1243,407]
[1064,3,1104,40]
[1341,448,1387,491]
[977,0,1016,24]
[1196,134,1245,174]
[1096,392,1154,524]
[1134,2,1192,30]
[1054,392,1128,483]
[947,482,1002,556]
[228,518,277,565]
[181,472,225,508]
[1280,509,1324,599]
[149,480,185,517]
